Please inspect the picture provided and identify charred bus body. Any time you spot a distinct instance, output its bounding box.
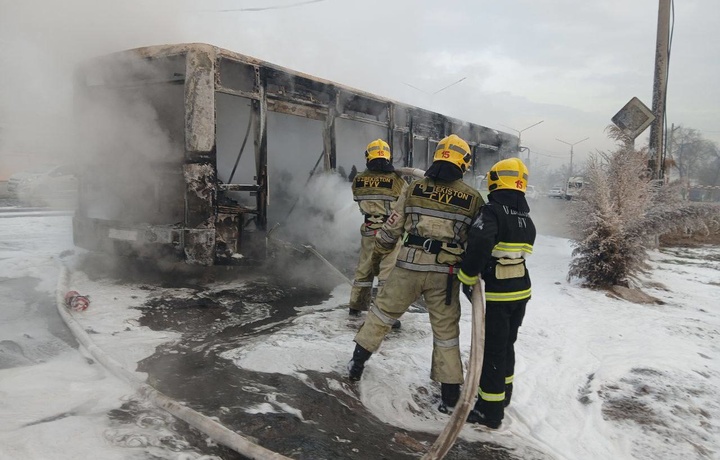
[72,43,518,266]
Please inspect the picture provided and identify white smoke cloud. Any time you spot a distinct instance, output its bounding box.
[0,0,194,166]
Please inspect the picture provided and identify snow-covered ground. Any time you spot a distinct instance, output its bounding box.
[0,211,718,459]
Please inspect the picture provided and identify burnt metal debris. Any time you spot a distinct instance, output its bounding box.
[72,43,518,266]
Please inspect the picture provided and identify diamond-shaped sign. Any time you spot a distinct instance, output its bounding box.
[611,97,655,139]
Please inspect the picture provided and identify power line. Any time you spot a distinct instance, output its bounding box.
[403,82,430,95]
[212,0,327,13]
[431,77,466,95]
[403,77,467,96]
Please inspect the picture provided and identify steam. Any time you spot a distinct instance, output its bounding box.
[0,0,193,171]
[0,0,578,271]
[270,171,362,266]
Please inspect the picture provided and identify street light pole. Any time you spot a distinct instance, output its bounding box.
[556,137,589,177]
[500,120,544,165]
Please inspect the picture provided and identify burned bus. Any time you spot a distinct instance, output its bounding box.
[72,43,518,266]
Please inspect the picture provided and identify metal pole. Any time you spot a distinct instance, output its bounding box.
[518,146,531,170]
[648,0,671,180]
[556,137,589,179]
[500,120,544,156]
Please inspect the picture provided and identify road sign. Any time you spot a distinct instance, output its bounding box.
[611,97,655,139]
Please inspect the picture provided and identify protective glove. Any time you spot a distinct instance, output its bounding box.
[462,283,474,303]
[457,269,478,303]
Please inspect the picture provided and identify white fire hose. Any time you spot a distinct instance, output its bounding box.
[266,165,483,458]
[395,167,426,179]
[56,266,291,460]
[277,242,487,458]
[422,281,486,459]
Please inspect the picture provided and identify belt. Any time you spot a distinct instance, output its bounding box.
[404,234,459,306]
[404,234,461,254]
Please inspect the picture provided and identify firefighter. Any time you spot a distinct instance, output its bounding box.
[348,139,406,325]
[457,157,536,429]
[348,134,484,413]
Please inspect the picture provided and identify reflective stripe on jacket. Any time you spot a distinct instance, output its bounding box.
[461,198,536,301]
[352,170,406,235]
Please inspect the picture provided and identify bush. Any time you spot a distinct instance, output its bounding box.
[568,127,720,289]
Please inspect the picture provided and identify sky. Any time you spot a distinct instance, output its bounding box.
[1,200,718,459]
[0,0,719,173]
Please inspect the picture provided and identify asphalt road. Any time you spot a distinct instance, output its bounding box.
[528,196,574,239]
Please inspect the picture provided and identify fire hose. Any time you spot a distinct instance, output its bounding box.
[275,242,486,458]
[297,246,487,458]
[268,240,485,458]
[59,259,483,460]
[266,166,427,286]
[265,165,481,458]
[422,281,485,459]
[56,265,291,460]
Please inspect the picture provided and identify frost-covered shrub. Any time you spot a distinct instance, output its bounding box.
[568,127,720,288]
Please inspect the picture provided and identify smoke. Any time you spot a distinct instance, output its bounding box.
[271,171,362,266]
[0,0,194,168]
[0,0,551,275]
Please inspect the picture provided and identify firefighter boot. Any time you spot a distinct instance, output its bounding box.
[504,383,513,408]
[466,400,502,429]
[347,344,372,381]
[438,383,460,413]
[349,286,371,317]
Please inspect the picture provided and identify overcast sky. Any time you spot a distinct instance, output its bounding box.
[1,0,718,170]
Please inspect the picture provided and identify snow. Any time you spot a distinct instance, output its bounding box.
[0,214,718,459]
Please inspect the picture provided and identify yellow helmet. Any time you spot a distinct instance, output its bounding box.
[365,139,392,162]
[487,157,529,193]
[433,134,472,173]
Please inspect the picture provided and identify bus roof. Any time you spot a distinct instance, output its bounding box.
[78,43,517,150]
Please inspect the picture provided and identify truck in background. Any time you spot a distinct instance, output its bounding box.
[565,176,584,200]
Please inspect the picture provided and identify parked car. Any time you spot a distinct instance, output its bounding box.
[9,164,78,207]
[548,185,565,199]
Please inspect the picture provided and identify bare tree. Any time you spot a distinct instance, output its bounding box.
[695,141,720,201]
[668,126,713,180]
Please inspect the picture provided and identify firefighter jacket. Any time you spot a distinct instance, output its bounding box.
[375,177,483,274]
[352,170,406,237]
[460,190,536,302]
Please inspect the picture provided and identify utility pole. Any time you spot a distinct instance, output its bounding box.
[500,120,544,168]
[648,0,672,180]
[556,137,589,178]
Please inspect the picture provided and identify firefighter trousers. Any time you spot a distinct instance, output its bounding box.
[349,230,400,311]
[476,299,527,421]
[354,266,464,384]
